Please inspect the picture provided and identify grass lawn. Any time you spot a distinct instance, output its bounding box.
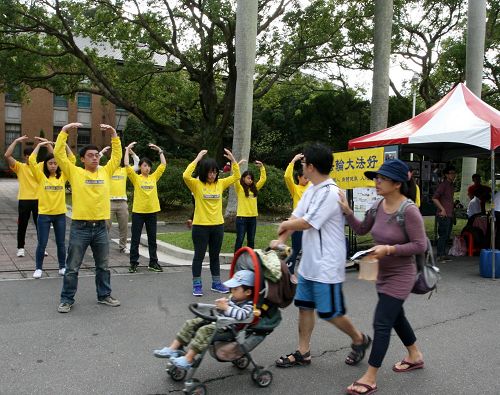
[158,217,470,253]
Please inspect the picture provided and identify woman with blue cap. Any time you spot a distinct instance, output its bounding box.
[339,159,427,395]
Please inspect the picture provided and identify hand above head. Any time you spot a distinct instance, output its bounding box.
[126,141,137,150]
[62,123,82,133]
[99,124,116,133]
[34,136,49,143]
[292,153,304,163]
[338,190,353,215]
[255,160,263,168]
[223,148,236,163]
[238,159,247,166]
[37,140,54,147]
[16,135,29,143]
[148,143,162,152]
[100,146,110,156]
[195,150,208,162]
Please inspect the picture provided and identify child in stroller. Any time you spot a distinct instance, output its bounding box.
[154,246,292,394]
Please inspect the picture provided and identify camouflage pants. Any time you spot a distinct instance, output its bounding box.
[176,317,216,354]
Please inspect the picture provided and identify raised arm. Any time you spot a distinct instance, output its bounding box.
[129,148,140,172]
[34,136,54,154]
[284,153,303,194]
[221,148,241,189]
[28,141,51,181]
[54,122,82,176]
[148,143,166,165]
[183,150,207,191]
[255,161,267,190]
[99,146,110,163]
[124,142,136,168]
[100,124,121,174]
[4,135,28,167]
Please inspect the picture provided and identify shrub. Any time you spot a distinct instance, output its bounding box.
[247,163,292,212]
[156,158,193,208]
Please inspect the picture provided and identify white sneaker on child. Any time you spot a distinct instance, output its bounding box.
[33,269,43,279]
[153,347,179,359]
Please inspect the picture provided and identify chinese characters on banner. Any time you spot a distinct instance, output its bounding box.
[330,147,385,189]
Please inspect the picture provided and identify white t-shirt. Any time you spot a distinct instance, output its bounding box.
[467,196,481,217]
[292,178,346,284]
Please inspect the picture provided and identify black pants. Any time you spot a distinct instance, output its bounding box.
[18,199,38,248]
[130,212,158,265]
[368,293,417,368]
[191,224,224,278]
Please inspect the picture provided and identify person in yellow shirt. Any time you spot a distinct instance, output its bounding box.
[29,140,74,279]
[99,145,140,254]
[183,149,240,296]
[284,153,311,279]
[233,161,266,251]
[55,122,122,314]
[124,141,166,273]
[4,135,41,257]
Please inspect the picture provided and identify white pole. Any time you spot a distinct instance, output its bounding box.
[491,150,496,279]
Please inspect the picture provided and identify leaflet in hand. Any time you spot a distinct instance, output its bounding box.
[349,248,375,261]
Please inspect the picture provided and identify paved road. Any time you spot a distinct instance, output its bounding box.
[1,179,499,394]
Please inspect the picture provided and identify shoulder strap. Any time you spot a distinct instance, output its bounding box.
[395,198,416,229]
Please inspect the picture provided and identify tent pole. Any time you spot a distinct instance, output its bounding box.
[491,150,496,280]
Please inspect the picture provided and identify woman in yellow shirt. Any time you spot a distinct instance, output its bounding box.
[29,140,74,279]
[183,149,240,296]
[284,153,311,279]
[125,142,166,273]
[233,161,266,251]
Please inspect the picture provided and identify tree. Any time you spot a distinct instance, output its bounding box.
[0,0,369,157]
[370,0,393,133]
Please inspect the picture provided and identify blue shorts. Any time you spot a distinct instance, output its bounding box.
[294,275,347,320]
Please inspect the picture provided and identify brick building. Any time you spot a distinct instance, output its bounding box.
[1,89,128,161]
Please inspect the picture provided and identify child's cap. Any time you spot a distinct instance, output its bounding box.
[223,270,255,288]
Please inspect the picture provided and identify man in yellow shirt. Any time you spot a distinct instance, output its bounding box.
[4,135,41,257]
[55,122,122,313]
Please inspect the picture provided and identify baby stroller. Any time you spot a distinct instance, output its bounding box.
[165,246,292,394]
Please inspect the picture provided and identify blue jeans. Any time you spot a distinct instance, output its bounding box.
[234,216,257,251]
[437,216,453,257]
[130,212,158,265]
[36,214,66,270]
[60,220,111,304]
[287,230,303,274]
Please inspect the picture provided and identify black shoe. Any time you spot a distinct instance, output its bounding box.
[129,263,139,273]
[148,262,163,272]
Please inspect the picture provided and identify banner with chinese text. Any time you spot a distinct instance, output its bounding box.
[330,147,384,189]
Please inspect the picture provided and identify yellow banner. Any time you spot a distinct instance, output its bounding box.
[330,147,384,189]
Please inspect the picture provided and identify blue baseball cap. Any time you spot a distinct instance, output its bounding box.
[364,159,409,183]
[223,270,255,288]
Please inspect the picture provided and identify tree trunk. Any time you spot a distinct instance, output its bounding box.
[224,0,258,230]
[370,0,394,133]
[459,0,487,204]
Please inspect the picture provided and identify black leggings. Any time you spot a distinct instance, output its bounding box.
[191,224,224,278]
[368,293,417,368]
[18,199,38,248]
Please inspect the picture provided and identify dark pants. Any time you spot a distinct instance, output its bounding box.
[368,293,417,368]
[437,216,453,257]
[130,212,158,266]
[287,230,303,274]
[18,199,38,248]
[191,224,224,278]
[234,216,257,251]
[60,220,111,304]
[36,214,66,270]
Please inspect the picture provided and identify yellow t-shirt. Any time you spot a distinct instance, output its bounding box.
[110,167,128,200]
[126,163,166,213]
[29,152,75,215]
[284,162,311,209]
[415,184,421,208]
[54,131,121,220]
[235,166,267,217]
[183,161,240,225]
[10,160,40,200]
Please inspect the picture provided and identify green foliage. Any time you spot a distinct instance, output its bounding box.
[156,158,192,209]
[245,163,291,212]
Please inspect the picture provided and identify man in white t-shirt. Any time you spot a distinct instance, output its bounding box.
[271,143,371,368]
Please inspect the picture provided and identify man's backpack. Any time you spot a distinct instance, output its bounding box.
[368,198,440,296]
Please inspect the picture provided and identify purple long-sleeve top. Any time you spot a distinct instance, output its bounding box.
[346,201,427,300]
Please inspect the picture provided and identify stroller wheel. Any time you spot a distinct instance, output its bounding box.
[185,383,207,395]
[169,366,187,382]
[252,369,273,387]
[232,356,250,370]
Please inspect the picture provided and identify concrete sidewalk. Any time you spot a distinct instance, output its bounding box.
[0,178,230,280]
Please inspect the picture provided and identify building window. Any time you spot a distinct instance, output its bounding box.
[53,95,68,108]
[53,126,62,143]
[5,124,22,157]
[77,128,91,152]
[77,93,92,110]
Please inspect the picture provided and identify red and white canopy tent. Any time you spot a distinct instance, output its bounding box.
[348,83,500,278]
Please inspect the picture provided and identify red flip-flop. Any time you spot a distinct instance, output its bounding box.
[346,381,378,395]
[392,359,424,372]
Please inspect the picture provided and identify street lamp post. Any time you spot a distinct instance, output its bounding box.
[410,73,419,161]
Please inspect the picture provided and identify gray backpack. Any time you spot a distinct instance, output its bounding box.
[368,199,440,297]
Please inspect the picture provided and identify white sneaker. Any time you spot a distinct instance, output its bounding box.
[17,248,25,257]
[33,269,43,279]
[58,268,66,276]
[120,247,130,254]
[44,250,48,256]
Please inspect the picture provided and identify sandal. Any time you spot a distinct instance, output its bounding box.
[275,350,311,368]
[392,359,424,372]
[345,334,372,366]
[346,381,378,395]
